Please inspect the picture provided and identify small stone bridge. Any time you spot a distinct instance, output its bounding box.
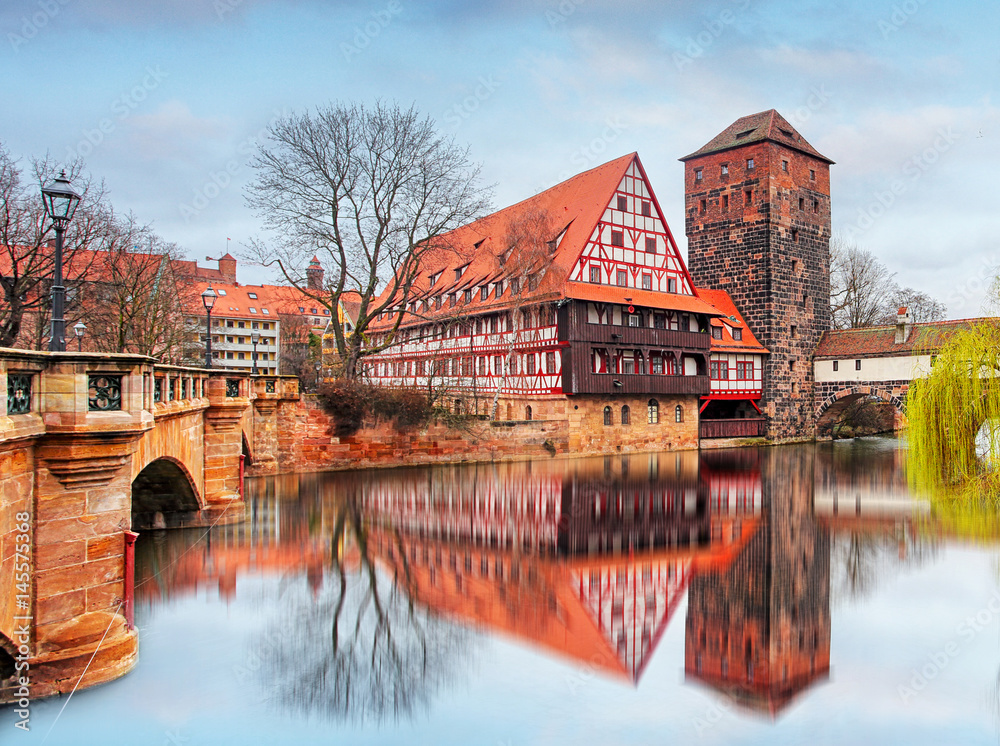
[0,350,299,703]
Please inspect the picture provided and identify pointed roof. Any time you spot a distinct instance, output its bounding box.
[680,109,833,164]
[220,252,237,261]
[369,153,721,329]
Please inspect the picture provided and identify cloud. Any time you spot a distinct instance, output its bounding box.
[125,100,233,162]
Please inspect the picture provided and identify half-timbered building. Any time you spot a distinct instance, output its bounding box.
[362,153,725,451]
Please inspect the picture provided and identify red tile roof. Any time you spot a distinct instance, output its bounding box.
[814,319,990,358]
[186,279,331,324]
[369,152,712,329]
[679,109,833,164]
[696,288,769,355]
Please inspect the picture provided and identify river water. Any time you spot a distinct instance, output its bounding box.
[5,437,1000,745]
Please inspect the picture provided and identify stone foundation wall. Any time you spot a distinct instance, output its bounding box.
[253,392,700,475]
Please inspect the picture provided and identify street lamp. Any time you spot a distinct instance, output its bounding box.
[73,321,87,351]
[201,284,217,368]
[41,171,81,352]
[251,329,260,375]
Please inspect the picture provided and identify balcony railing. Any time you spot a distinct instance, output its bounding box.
[566,367,710,396]
[700,418,767,439]
[567,322,710,351]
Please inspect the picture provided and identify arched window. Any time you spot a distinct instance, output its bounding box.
[648,399,659,424]
[603,406,612,426]
[621,405,631,425]
[525,405,532,421]
[675,404,684,423]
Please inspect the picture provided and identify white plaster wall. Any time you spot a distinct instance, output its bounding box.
[813,354,933,383]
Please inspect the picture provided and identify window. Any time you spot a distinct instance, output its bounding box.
[493,355,503,375]
[810,168,816,181]
[746,158,755,170]
[699,199,707,214]
[603,406,612,426]
[526,354,536,375]
[668,278,677,293]
[477,357,486,376]
[480,286,488,301]
[712,326,723,340]
[675,405,683,423]
[745,189,753,205]
[695,168,703,181]
[311,308,317,314]
[782,159,789,172]
[628,314,640,327]
[589,265,601,283]
[238,321,245,328]
[798,197,805,211]
[855,359,862,371]
[792,259,799,273]
[298,306,305,313]
[710,361,728,380]
[545,351,556,374]
[652,355,663,374]
[736,361,752,379]
[813,198,820,213]
[642,273,651,290]
[792,229,799,243]
[653,314,665,330]
[645,237,656,253]
[249,307,257,313]
[621,405,631,425]
[790,325,797,338]
[464,289,472,303]
[617,269,627,287]
[833,360,839,372]
[641,201,651,217]
[262,308,269,315]
[611,230,624,247]
[617,196,627,211]
[525,405,532,421]
[217,289,227,296]
[723,194,729,209]
[647,399,659,424]
[247,292,257,299]
[721,164,729,176]
[733,328,742,340]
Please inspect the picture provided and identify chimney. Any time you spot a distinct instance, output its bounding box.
[894,307,912,344]
[218,253,237,283]
[307,256,324,291]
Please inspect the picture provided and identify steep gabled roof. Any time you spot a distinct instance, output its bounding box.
[697,288,769,355]
[369,153,721,328]
[680,109,833,164]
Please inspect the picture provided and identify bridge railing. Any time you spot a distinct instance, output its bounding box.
[700,417,767,439]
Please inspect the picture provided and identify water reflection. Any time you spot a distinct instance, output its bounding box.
[135,438,949,724]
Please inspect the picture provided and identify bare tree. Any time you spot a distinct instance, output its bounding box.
[0,144,115,348]
[883,286,947,324]
[487,207,558,420]
[245,102,491,379]
[79,229,192,359]
[829,237,897,330]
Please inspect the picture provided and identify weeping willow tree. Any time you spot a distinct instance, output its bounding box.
[908,320,1000,494]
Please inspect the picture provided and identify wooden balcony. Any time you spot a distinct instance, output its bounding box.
[565,362,710,396]
[700,418,767,439]
[566,322,710,351]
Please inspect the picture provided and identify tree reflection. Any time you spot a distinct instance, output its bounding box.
[252,486,472,724]
[830,530,936,603]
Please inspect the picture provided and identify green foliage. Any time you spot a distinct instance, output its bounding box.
[318,378,434,435]
[908,321,1000,489]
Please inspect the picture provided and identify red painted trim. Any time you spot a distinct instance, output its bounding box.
[124,530,139,630]
[701,393,762,401]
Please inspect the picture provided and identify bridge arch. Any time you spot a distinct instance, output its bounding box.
[131,456,203,530]
[815,386,906,437]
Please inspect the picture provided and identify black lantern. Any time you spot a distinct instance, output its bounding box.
[201,284,217,368]
[73,321,87,351]
[41,170,82,352]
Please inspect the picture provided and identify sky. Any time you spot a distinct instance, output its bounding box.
[2,0,997,316]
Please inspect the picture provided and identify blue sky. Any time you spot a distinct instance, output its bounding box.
[3,0,997,315]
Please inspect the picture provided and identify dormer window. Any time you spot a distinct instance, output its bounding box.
[712,326,723,340]
[247,292,257,299]
[480,286,488,301]
[733,328,742,340]
[455,264,468,282]
[429,271,441,286]
[217,289,227,296]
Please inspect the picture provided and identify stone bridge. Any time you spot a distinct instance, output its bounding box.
[0,350,299,703]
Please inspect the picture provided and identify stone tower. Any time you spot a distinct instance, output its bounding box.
[681,110,833,440]
[306,255,324,291]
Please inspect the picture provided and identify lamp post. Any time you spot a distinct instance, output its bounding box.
[251,329,260,375]
[201,284,217,368]
[73,321,86,351]
[41,171,81,352]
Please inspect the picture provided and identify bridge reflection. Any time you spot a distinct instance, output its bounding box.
[133,440,951,722]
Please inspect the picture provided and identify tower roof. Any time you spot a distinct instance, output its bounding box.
[679,109,833,164]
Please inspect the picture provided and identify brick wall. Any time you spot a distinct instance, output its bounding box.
[684,139,832,441]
